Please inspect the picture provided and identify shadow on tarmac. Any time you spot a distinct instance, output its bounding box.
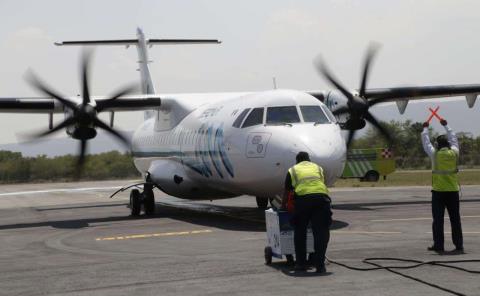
[0,201,349,232]
[267,261,333,277]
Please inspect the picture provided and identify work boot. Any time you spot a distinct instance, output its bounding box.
[294,264,307,272]
[450,247,465,254]
[427,245,444,253]
[315,265,327,274]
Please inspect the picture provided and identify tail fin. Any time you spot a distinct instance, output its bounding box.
[55,28,221,119]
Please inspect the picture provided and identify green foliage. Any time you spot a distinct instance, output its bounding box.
[0,150,140,184]
[352,120,480,169]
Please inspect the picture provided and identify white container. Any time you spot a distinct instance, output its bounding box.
[264,209,314,263]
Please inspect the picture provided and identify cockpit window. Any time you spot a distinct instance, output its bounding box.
[300,105,329,124]
[266,106,300,124]
[322,105,337,123]
[232,108,251,128]
[242,108,264,128]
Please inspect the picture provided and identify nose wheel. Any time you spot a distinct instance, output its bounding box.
[129,183,156,217]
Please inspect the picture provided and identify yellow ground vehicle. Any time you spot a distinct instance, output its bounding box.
[342,148,396,182]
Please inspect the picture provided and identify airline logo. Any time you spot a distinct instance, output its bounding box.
[184,123,234,179]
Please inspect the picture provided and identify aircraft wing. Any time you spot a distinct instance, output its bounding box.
[364,84,480,102]
[0,95,161,113]
[309,84,480,114]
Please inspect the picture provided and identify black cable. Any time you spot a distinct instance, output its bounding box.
[326,257,480,296]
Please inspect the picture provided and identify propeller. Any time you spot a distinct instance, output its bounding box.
[25,49,137,176]
[315,44,392,148]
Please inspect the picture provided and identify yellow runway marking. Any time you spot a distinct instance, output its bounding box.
[370,215,480,222]
[332,231,402,234]
[95,229,213,241]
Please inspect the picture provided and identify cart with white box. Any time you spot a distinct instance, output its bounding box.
[264,209,314,265]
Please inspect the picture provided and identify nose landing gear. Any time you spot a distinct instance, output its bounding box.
[109,175,159,217]
[129,182,156,217]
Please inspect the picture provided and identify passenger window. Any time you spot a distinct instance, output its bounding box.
[242,108,264,128]
[266,106,300,124]
[300,105,329,124]
[232,108,251,128]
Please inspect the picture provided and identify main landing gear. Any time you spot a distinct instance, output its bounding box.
[129,182,156,217]
[256,196,281,210]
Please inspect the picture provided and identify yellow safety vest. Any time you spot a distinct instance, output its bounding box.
[432,148,459,192]
[289,161,329,196]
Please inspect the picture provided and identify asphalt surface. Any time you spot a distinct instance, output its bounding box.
[0,181,479,296]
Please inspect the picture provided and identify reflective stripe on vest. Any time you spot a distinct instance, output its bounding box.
[289,161,329,196]
[432,148,459,192]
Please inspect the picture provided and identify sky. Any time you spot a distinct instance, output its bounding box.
[0,0,479,145]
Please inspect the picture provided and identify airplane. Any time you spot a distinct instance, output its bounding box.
[0,28,478,216]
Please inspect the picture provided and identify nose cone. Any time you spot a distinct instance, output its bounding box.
[290,124,346,185]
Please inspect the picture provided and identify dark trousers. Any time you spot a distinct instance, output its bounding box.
[432,190,463,249]
[293,195,332,268]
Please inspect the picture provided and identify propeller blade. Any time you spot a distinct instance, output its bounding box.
[346,129,356,148]
[74,139,88,179]
[95,83,139,112]
[78,139,87,165]
[359,44,379,98]
[81,49,93,106]
[364,112,392,143]
[26,71,78,110]
[93,117,130,147]
[332,106,350,116]
[315,58,354,103]
[27,117,77,139]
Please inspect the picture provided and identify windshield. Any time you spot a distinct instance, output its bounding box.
[242,108,264,128]
[232,108,251,128]
[300,105,330,124]
[321,105,336,123]
[266,106,300,124]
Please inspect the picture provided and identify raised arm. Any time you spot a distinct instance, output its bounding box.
[422,122,435,158]
[441,120,459,155]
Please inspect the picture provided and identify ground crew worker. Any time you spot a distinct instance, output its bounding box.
[283,151,332,273]
[422,119,463,253]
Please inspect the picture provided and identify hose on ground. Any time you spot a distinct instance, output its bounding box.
[326,257,480,296]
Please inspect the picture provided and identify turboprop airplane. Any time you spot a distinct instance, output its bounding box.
[0,28,479,216]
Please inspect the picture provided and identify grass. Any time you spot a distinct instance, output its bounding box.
[334,169,480,187]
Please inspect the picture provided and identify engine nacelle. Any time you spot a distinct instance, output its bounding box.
[68,126,97,140]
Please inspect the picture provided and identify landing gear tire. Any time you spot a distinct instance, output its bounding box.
[130,189,141,217]
[144,189,155,216]
[264,246,273,265]
[256,197,269,210]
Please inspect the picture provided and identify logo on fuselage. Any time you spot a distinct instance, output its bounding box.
[184,122,234,179]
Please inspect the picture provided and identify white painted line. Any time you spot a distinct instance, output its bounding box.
[0,186,123,197]
[370,215,480,222]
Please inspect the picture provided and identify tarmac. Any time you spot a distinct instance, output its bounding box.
[0,180,479,296]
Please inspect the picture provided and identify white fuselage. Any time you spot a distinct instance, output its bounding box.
[131,89,346,200]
